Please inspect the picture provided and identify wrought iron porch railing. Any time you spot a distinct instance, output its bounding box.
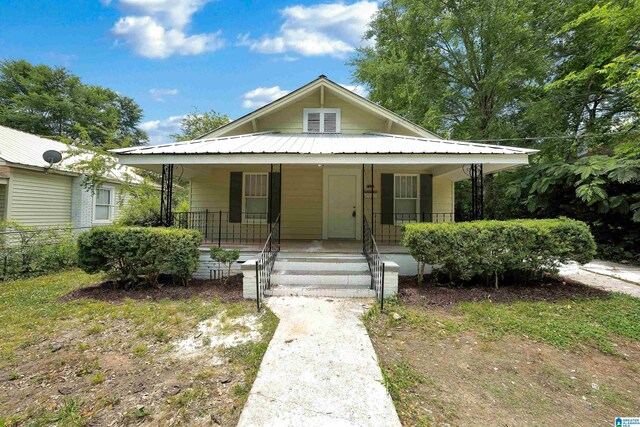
[173,211,271,246]
[255,213,281,311]
[363,215,385,311]
[371,212,455,245]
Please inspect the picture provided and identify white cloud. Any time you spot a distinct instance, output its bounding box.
[109,0,223,59]
[149,88,179,101]
[241,86,290,109]
[140,115,185,144]
[118,0,209,28]
[340,83,368,98]
[245,1,378,59]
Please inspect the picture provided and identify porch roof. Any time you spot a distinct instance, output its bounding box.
[113,132,537,156]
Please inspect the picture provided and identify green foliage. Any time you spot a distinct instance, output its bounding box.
[351,0,550,139]
[117,183,188,227]
[507,155,640,262]
[210,247,240,282]
[77,227,202,286]
[0,220,77,279]
[171,108,230,141]
[0,59,147,148]
[402,219,596,286]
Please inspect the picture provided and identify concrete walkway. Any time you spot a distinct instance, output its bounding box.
[560,260,640,298]
[237,297,401,427]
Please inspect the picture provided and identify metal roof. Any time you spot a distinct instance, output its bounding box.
[113,132,537,156]
[0,125,142,182]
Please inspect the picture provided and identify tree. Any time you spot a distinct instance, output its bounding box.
[351,0,551,140]
[0,59,148,147]
[172,108,230,141]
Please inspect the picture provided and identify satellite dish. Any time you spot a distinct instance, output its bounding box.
[42,150,63,166]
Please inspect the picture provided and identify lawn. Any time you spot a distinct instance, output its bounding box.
[365,278,640,427]
[0,270,278,426]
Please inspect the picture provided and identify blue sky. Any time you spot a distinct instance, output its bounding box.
[0,0,375,144]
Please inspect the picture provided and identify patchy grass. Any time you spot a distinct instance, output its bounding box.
[0,270,278,426]
[366,281,640,426]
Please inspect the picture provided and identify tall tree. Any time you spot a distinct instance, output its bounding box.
[0,59,148,147]
[172,108,230,141]
[351,0,551,140]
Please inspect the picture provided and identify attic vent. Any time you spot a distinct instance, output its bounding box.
[324,112,337,133]
[303,108,341,133]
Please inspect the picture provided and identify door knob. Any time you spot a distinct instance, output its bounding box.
[352,210,356,218]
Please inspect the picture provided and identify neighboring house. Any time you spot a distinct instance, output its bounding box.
[0,125,140,230]
[114,75,537,297]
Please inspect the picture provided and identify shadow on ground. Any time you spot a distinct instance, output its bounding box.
[398,275,610,308]
[59,274,244,303]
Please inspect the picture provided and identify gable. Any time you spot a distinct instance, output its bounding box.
[201,77,441,139]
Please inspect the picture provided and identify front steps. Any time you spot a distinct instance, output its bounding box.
[264,252,376,298]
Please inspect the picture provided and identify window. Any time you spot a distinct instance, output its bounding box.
[303,108,341,133]
[243,173,268,223]
[94,186,114,222]
[394,175,418,224]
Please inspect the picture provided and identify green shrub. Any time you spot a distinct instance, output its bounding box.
[0,220,77,279]
[209,247,240,283]
[401,218,596,287]
[78,227,202,286]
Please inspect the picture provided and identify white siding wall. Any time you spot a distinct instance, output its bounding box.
[7,168,73,227]
[0,184,6,221]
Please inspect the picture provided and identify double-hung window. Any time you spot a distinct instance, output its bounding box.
[94,186,115,222]
[394,175,419,224]
[243,173,268,223]
[303,108,340,133]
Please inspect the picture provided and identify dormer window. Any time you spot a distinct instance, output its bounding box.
[303,108,341,133]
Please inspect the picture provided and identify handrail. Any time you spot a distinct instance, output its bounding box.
[255,213,281,311]
[363,215,385,311]
[173,210,271,246]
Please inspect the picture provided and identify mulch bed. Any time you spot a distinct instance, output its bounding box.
[59,274,244,303]
[398,275,610,308]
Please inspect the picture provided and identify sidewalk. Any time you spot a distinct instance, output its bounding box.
[559,259,640,298]
[237,297,401,427]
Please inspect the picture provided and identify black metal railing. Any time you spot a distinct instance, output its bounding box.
[255,213,281,311]
[372,212,455,245]
[173,211,271,246]
[363,215,385,311]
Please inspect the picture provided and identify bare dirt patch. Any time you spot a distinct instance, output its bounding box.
[366,276,640,426]
[398,274,609,307]
[1,271,278,426]
[59,274,245,303]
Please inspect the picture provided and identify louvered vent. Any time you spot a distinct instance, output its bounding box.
[323,112,337,133]
[307,112,321,132]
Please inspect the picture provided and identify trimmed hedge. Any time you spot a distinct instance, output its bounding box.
[401,218,596,286]
[78,227,202,286]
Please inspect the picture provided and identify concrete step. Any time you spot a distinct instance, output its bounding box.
[274,262,370,272]
[268,252,372,295]
[265,286,376,298]
[271,272,371,286]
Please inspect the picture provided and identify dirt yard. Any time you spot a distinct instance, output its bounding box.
[0,271,278,426]
[366,276,640,427]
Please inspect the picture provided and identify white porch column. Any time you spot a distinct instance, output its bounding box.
[241,258,258,300]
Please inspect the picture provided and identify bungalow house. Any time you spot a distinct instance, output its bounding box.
[0,125,140,231]
[113,76,536,300]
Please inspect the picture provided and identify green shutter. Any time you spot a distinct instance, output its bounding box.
[229,172,243,223]
[381,173,394,225]
[420,174,433,222]
[269,172,281,222]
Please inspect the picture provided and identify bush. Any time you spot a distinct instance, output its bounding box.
[78,227,202,286]
[401,218,596,287]
[0,221,77,279]
[210,247,240,283]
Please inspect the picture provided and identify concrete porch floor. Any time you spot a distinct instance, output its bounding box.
[201,239,408,254]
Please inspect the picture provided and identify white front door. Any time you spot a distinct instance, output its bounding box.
[327,174,357,239]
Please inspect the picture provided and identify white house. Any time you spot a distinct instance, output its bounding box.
[113,76,537,300]
[0,125,141,230]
